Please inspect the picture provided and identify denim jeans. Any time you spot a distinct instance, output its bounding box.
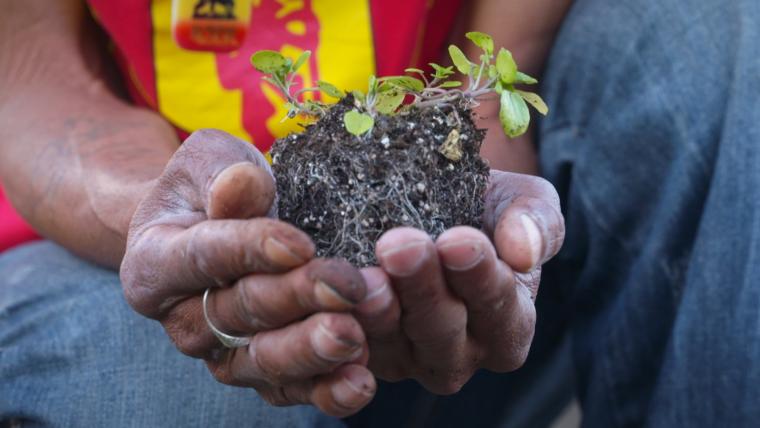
[0,243,343,428]
[2,0,759,426]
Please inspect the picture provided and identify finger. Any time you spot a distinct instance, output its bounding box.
[258,364,376,418]
[160,296,220,359]
[222,313,366,386]
[375,228,468,374]
[209,258,366,335]
[436,227,533,371]
[309,364,376,417]
[207,162,276,220]
[354,267,401,340]
[170,129,272,216]
[436,226,513,314]
[129,129,274,230]
[482,276,536,372]
[121,218,314,318]
[484,171,565,272]
[495,195,564,272]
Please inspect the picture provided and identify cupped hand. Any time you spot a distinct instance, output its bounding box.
[120,129,376,417]
[354,170,564,394]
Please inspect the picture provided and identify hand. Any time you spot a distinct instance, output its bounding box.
[354,170,564,394]
[120,129,376,417]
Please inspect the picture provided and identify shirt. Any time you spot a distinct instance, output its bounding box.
[0,0,462,252]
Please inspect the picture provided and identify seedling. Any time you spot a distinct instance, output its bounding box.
[251,33,548,266]
[251,31,546,140]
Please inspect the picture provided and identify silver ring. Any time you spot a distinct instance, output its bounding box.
[203,288,251,348]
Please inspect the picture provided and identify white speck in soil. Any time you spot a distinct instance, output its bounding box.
[380,135,390,148]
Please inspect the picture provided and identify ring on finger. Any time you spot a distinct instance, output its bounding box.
[203,288,251,348]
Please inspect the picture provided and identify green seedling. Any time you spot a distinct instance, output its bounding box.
[250,31,547,139]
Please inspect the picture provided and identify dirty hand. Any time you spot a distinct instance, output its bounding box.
[120,129,375,417]
[355,170,564,394]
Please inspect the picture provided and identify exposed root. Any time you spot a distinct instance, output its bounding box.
[271,96,489,267]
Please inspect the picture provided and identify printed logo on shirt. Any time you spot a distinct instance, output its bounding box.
[152,0,376,153]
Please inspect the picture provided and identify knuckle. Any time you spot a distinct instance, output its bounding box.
[260,387,293,406]
[119,251,160,318]
[185,128,230,146]
[250,336,284,384]
[235,277,278,330]
[426,374,469,396]
[490,333,534,373]
[169,329,207,358]
[207,359,237,386]
[185,223,223,284]
[161,313,211,359]
[495,346,531,372]
[534,175,558,196]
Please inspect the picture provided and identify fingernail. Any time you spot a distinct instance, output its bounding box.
[357,280,392,316]
[313,323,362,363]
[521,214,543,270]
[377,241,428,277]
[263,236,306,266]
[439,240,485,271]
[315,280,355,309]
[332,371,375,408]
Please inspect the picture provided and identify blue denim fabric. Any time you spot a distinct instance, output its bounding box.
[0,243,343,428]
[538,0,760,426]
[2,0,759,427]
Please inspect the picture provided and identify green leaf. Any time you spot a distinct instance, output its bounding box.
[465,31,494,56]
[380,76,424,92]
[375,90,406,114]
[440,81,462,88]
[515,90,549,115]
[351,89,366,104]
[304,100,326,112]
[499,90,530,138]
[368,75,378,93]
[344,110,374,136]
[316,80,344,99]
[514,71,539,85]
[429,63,455,79]
[251,50,288,74]
[405,68,425,75]
[496,48,517,84]
[448,45,471,75]
[291,50,311,72]
[488,64,498,80]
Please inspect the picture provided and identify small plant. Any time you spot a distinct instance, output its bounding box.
[251,32,548,266]
[251,31,546,140]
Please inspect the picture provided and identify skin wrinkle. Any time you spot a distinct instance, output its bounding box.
[236,278,269,332]
[2,0,569,415]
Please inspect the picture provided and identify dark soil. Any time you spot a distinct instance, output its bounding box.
[271,96,490,267]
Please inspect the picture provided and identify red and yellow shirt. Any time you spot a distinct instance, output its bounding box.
[0,0,462,251]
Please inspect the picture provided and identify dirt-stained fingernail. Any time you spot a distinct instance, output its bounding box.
[439,240,485,271]
[314,280,355,309]
[332,370,375,409]
[313,322,362,362]
[521,214,543,270]
[263,236,307,266]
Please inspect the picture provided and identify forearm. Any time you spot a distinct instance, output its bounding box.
[0,0,178,268]
[460,0,575,173]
